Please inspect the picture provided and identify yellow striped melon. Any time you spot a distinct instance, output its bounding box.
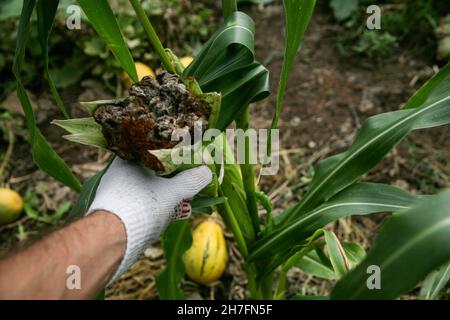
[183,219,227,285]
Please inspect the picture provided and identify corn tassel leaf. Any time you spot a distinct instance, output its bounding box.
[331,189,450,300]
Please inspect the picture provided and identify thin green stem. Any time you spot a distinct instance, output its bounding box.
[46,67,69,118]
[130,0,174,73]
[222,0,237,19]
[245,264,262,299]
[219,186,248,257]
[236,109,260,235]
[260,273,274,299]
[275,270,287,299]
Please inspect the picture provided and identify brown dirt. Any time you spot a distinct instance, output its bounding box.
[1,1,449,299]
[251,2,450,213]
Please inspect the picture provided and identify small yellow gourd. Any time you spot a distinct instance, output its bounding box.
[0,188,23,225]
[183,219,227,285]
[122,62,156,89]
[179,56,194,69]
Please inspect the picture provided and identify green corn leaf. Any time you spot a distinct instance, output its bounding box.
[324,230,350,279]
[191,196,225,214]
[13,0,81,192]
[403,60,450,110]
[183,11,269,130]
[280,228,327,269]
[296,241,365,280]
[248,183,418,263]
[222,0,237,19]
[0,0,22,19]
[419,262,450,300]
[36,0,69,118]
[76,0,138,82]
[270,0,315,132]
[297,250,336,280]
[281,63,450,224]
[342,242,366,268]
[219,164,256,243]
[156,220,193,299]
[68,158,114,219]
[191,196,225,210]
[331,189,450,300]
[52,118,107,148]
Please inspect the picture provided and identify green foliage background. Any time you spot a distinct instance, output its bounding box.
[0,0,218,100]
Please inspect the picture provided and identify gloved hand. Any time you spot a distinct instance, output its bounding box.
[87,158,212,284]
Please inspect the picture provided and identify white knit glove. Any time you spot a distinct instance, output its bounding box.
[87,158,212,285]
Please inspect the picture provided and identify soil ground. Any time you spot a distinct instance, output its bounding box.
[1,1,449,299]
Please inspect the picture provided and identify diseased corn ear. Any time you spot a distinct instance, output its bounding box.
[57,64,221,174]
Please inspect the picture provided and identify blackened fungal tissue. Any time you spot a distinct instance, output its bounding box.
[93,71,211,171]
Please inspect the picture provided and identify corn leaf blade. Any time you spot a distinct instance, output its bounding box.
[282,63,450,224]
[297,251,336,280]
[52,118,107,148]
[331,189,450,300]
[13,0,81,192]
[324,230,350,279]
[76,0,137,82]
[296,242,365,280]
[156,220,192,299]
[270,0,316,131]
[68,158,114,219]
[249,183,418,262]
[419,263,450,300]
[183,11,269,129]
[342,242,366,268]
[36,0,69,118]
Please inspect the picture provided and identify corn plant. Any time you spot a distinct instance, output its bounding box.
[13,0,450,300]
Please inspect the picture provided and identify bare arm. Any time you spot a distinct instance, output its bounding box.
[0,160,211,300]
[0,211,126,299]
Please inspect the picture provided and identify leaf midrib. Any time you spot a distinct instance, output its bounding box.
[300,95,450,211]
[252,202,409,259]
[346,216,450,299]
[429,265,450,299]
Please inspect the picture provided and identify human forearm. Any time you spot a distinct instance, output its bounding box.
[0,211,126,299]
[0,160,212,300]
